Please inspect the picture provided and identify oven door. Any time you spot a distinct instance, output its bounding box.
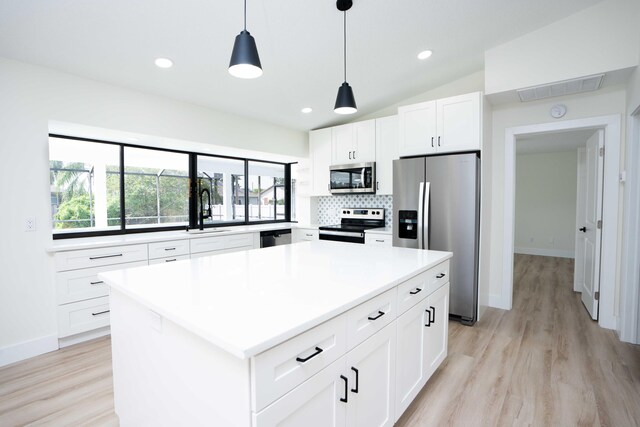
[329,162,375,194]
[318,230,365,244]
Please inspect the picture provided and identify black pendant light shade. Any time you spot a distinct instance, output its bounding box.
[229,30,262,79]
[334,82,357,114]
[229,0,263,79]
[334,0,357,114]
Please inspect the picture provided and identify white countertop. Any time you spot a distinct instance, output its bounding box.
[100,241,451,359]
[47,223,319,252]
[367,227,392,235]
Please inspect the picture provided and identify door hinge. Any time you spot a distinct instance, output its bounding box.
[595,291,600,301]
[597,220,602,229]
[599,147,605,157]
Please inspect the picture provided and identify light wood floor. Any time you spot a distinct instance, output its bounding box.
[1,255,639,426]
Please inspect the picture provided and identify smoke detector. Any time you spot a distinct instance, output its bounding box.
[517,74,604,102]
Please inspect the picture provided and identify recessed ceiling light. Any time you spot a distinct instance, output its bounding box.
[301,107,313,114]
[417,50,433,60]
[154,58,173,68]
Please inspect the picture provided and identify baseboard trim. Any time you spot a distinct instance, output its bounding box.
[58,327,111,348]
[514,247,575,259]
[0,334,59,368]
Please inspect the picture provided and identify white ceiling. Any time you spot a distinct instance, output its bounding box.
[516,129,597,154]
[0,0,603,131]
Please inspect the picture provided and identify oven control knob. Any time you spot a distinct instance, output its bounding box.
[343,210,346,214]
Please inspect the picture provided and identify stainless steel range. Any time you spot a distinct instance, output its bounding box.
[318,208,385,244]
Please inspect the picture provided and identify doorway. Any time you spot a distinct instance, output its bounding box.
[513,128,602,319]
[502,115,621,330]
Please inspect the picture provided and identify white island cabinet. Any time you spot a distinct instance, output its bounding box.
[101,241,451,427]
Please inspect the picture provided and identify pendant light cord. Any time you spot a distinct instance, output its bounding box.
[343,10,347,83]
[244,0,247,30]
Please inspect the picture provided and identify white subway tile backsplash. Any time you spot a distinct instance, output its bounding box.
[317,195,393,227]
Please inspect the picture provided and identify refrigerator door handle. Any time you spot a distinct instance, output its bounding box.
[424,182,430,250]
[418,182,424,249]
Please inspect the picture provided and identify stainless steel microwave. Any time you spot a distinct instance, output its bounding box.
[329,162,376,194]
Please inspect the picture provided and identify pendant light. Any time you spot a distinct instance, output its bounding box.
[334,0,357,115]
[229,0,263,79]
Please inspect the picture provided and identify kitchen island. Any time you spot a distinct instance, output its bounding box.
[100,240,452,427]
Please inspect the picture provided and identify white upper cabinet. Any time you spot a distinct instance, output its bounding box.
[331,120,376,165]
[375,116,398,195]
[310,128,332,196]
[398,101,437,157]
[398,92,482,157]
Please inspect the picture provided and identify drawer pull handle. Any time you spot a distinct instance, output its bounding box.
[296,346,323,363]
[367,311,385,321]
[305,234,313,237]
[409,288,422,295]
[430,306,436,324]
[90,280,104,285]
[89,254,123,260]
[164,247,176,251]
[425,308,432,327]
[375,239,385,243]
[340,375,349,403]
[165,258,177,262]
[92,310,110,316]
[350,367,359,393]
[436,273,446,279]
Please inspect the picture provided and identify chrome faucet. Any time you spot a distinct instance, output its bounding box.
[199,188,212,230]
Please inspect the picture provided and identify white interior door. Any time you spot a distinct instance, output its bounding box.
[580,130,604,319]
[574,147,587,292]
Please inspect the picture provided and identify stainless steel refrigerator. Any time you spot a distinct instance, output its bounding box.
[393,153,480,324]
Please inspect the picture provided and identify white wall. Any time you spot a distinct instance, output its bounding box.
[514,151,578,258]
[485,0,640,95]
[0,57,306,362]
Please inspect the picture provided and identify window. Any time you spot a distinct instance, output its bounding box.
[124,147,189,229]
[247,161,286,222]
[49,135,292,238]
[49,137,121,234]
[196,156,245,225]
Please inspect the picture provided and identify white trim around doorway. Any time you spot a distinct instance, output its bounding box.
[503,115,621,331]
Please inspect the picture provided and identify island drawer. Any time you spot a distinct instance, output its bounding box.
[57,296,110,337]
[346,287,397,349]
[56,261,148,305]
[148,239,189,260]
[54,244,148,272]
[397,261,450,315]
[189,235,225,254]
[148,255,190,265]
[251,313,347,412]
[365,234,393,246]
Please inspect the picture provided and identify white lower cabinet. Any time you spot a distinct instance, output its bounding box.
[254,357,347,427]
[345,322,396,427]
[395,282,449,420]
[255,322,396,427]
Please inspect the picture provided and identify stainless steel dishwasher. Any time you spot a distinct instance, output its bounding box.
[259,229,292,248]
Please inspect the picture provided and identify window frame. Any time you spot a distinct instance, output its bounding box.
[50,134,292,239]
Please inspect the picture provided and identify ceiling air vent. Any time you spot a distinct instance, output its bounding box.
[517,74,604,102]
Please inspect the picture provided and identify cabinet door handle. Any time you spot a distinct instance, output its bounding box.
[350,367,359,393]
[353,151,356,159]
[340,375,349,403]
[579,226,586,232]
[409,287,422,295]
[165,258,177,262]
[349,151,352,160]
[437,136,441,146]
[367,310,385,321]
[89,253,123,260]
[425,308,432,327]
[431,136,434,148]
[377,181,379,191]
[296,346,323,363]
[92,310,110,316]
[436,273,446,279]
[430,306,436,324]
[164,247,176,251]
[90,280,104,285]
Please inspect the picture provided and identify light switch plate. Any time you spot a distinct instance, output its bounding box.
[25,217,36,232]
